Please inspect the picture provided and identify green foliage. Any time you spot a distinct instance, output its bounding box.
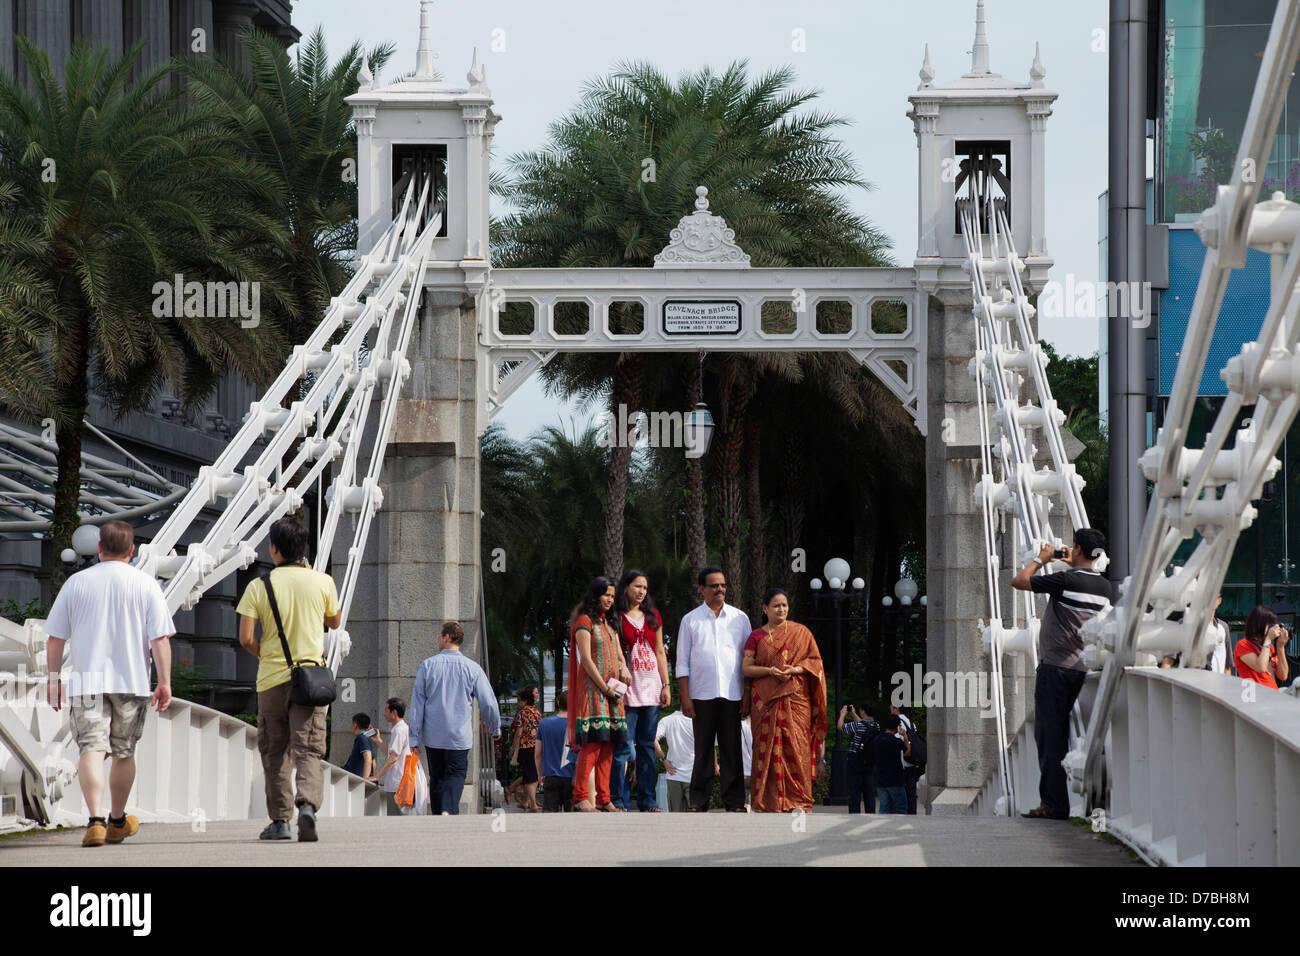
[1040,342,1109,535]
[184,27,394,345]
[1186,126,1236,184]
[170,661,212,704]
[0,597,48,624]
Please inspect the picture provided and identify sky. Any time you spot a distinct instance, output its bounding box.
[299,0,1110,439]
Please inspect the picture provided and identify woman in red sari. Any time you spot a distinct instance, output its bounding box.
[742,588,828,812]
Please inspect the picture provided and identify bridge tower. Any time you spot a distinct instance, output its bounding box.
[340,1,498,806]
[909,1,1060,812]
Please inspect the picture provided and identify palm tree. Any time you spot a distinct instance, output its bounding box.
[0,182,58,423]
[184,28,394,345]
[0,39,292,585]
[495,60,893,595]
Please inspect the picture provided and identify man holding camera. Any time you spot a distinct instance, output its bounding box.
[1012,528,1112,821]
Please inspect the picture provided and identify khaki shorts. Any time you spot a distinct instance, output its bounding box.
[70,694,149,758]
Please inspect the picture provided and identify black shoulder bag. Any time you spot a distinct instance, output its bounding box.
[262,571,337,706]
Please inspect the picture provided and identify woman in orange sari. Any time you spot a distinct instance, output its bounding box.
[742,588,828,812]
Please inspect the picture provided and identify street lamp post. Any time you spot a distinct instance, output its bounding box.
[881,577,926,706]
[809,558,865,806]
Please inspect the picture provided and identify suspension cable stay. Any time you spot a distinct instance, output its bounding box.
[961,178,1099,815]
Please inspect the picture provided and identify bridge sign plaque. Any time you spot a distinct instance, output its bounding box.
[663,300,742,335]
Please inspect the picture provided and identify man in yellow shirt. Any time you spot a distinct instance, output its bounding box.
[236,516,341,842]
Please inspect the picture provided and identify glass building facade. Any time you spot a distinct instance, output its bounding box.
[1153,0,1300,621]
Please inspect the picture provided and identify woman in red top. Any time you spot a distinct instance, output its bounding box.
[1235,605,1290,690]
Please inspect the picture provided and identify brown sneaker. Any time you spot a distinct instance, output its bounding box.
[82,822,107,847]
[106,815,139,843]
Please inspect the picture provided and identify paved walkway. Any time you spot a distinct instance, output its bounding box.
[0,811,1138,866]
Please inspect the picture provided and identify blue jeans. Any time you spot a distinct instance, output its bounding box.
[609,738,635,809]
[427,748,469,815]
[878,785,907,814]
[624,705,661,810]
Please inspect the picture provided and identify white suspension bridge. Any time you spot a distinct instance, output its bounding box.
[1,0,1299,866]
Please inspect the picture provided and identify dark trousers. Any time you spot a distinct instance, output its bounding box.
[426,748,470,815]
[689,697,744,810]
[541,776,573,812]
[846,761,876,813]
[903,766,921,815]
[1034,663,1086,816]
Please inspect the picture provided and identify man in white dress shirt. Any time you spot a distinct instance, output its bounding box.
[676,566,752,812]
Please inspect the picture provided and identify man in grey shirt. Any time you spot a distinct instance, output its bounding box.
[1012,528,1112,820]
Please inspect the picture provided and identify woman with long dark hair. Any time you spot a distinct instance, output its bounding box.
[1235,604,1290,689]
[611,569,671,811]
[741,587,827,811]
[566,577,632,811]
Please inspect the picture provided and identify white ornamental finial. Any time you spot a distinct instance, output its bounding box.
[1029,41,1046,87]
[358,51,372,90]
[416,0,436,79]
[654,186,750,269]
[971,0,990,75]
[468,47,485,86]
[919,44,935,87]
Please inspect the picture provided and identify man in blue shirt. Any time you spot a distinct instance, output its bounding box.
[342,713,376,778]
[409,621,501,814]
[535,691,578,811]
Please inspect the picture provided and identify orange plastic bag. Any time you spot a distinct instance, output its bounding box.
[395,752,419,807]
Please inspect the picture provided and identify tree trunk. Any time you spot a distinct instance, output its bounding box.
[683,362,707,593]
[49,321,90,595]
[744,414,765,615]
[716,360,751,599]
[602,354,642,581]
[779,429,806,598]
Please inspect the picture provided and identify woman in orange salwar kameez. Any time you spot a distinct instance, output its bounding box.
[742,588,828,812]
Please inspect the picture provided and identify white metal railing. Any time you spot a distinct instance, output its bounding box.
[960,185,1101,816]
[1103,668,1300,865]
[0,180,439,826]
[1072,0,1300,842]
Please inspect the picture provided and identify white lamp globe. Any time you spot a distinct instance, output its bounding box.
[900,595,913,606]
[823,558,851,585]
[894,577,919,603]
[829,577,843,591]
[852,577,865,591]
[60,548,77,564]
[810,579,823,591]
[72,524,101,558]
[920,595,927,607]
[882,595,893,607]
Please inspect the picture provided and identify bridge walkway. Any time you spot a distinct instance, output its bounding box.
[0,808,1139,867]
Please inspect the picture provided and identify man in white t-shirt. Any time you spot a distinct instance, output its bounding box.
[655,708,697,812]
[44,520,174,848]
[370,697,428,815]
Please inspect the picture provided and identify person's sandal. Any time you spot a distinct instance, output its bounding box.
[574,799,597,812]
[598,803,625,812]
